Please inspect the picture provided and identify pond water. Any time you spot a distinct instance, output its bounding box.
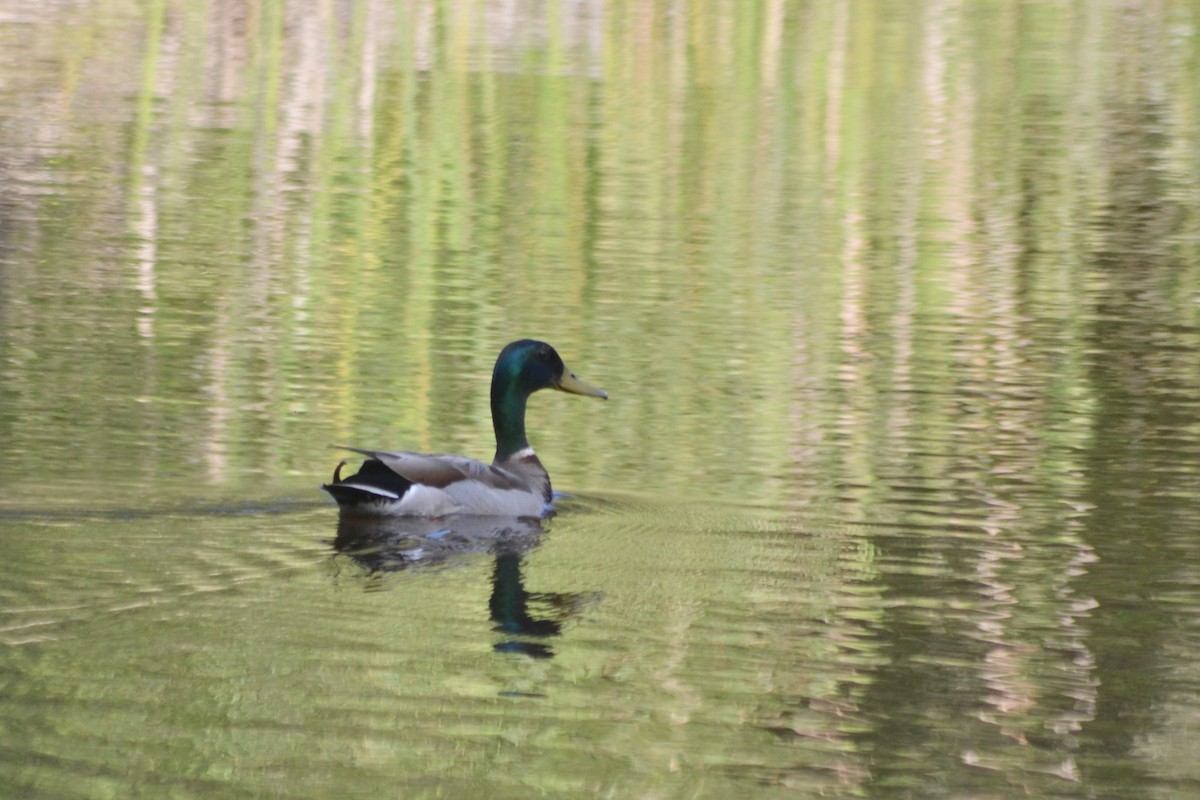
[2,1,1200,798]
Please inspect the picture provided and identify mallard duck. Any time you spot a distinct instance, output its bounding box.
[323,340,607,517]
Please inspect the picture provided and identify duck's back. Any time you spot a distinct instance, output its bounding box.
[323,448,551,518]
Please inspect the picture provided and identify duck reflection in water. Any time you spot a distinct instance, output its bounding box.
[332,512,593,658]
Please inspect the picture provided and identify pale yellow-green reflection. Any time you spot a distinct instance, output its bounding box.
[4,0,1194,506]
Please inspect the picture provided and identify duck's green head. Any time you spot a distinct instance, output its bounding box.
[493,339,608,400]
[491,340,606,461]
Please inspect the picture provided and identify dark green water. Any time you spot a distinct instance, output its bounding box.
[2,1,1199,798]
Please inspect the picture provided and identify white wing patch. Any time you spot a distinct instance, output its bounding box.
[337,482,401,500]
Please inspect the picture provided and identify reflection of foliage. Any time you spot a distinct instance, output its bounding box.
[2,2,1197,507]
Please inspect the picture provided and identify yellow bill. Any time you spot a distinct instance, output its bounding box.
[557,367,608,399]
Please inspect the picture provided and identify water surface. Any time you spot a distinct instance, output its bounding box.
[2,2,1200,798]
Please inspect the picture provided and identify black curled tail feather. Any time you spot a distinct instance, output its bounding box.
[322,458,414,508]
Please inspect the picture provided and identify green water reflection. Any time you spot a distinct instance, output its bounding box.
[1,1,1199,798]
